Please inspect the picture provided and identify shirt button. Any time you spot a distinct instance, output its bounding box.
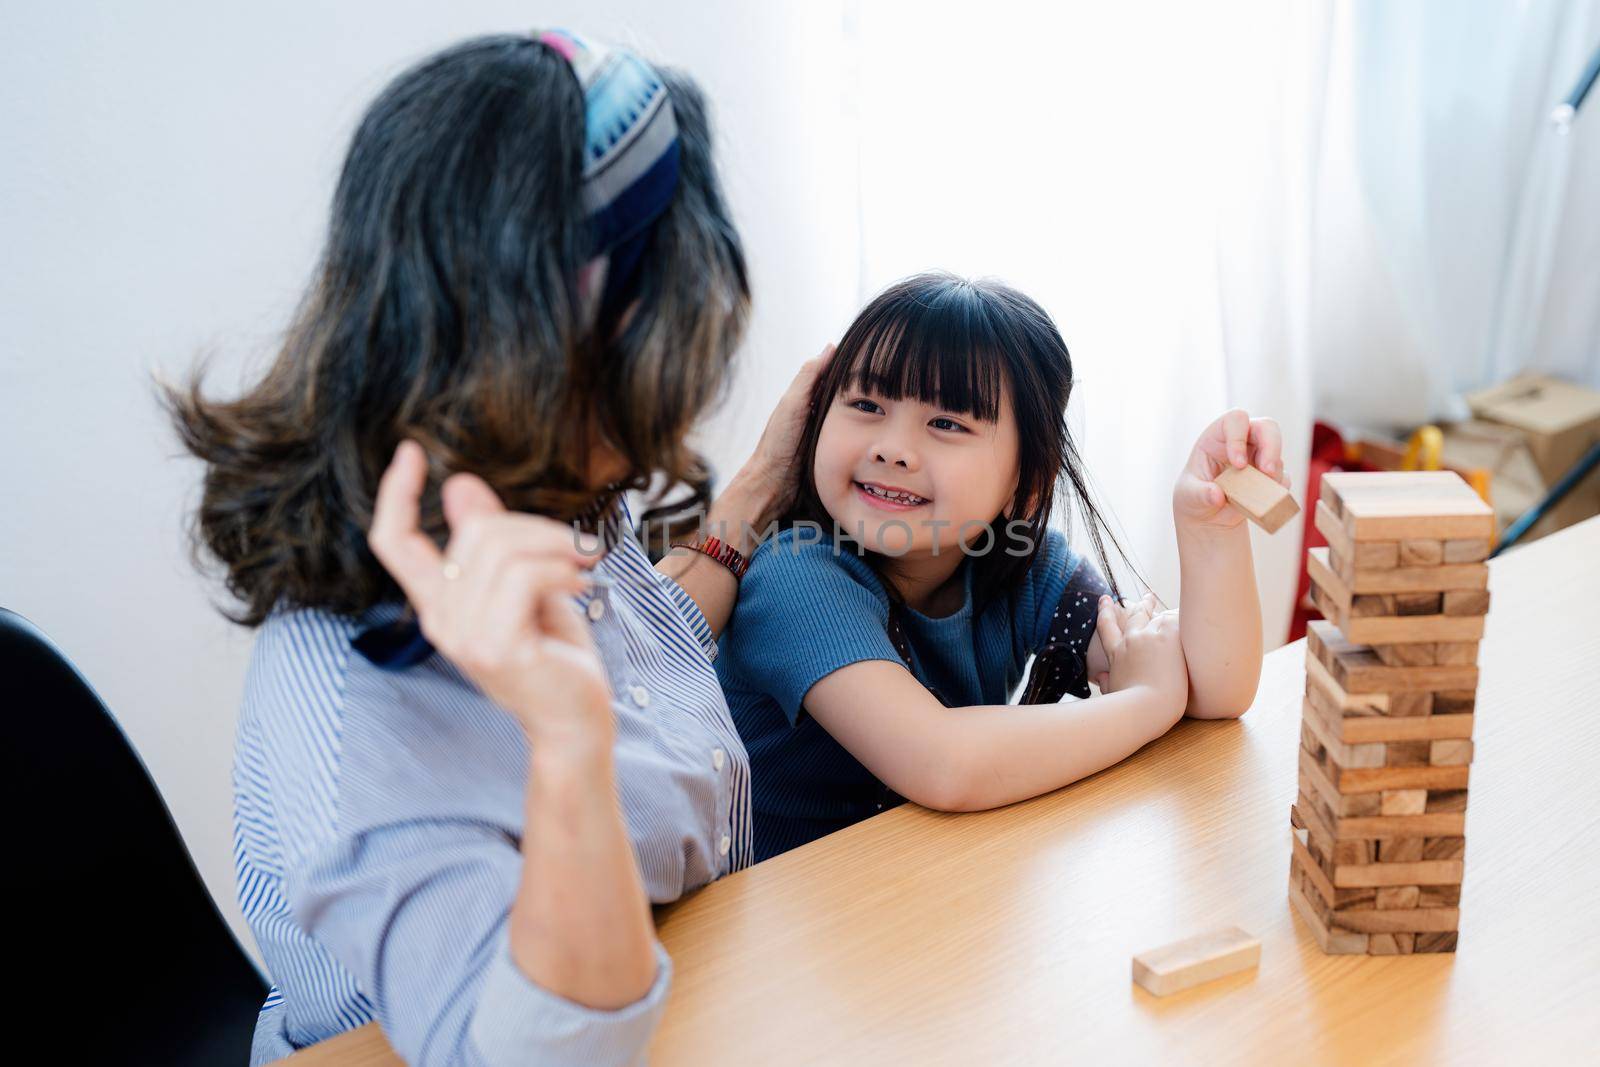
[630,685,650,708]
[587,598,605,622]
[712,747,726,771]
[718,835,731,856]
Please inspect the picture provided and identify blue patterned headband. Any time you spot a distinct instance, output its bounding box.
[537,29,681,328]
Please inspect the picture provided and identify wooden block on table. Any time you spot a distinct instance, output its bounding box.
[1375,885,1420,909]
[1350,593,1399,617]
[1414,931,1459,953]
[1399,539,1443,565]
[1215,464,1299,533]
[1300,703,1386,768]
[1304,556,1488,643]
[1330,906,1460,934]
[1289,870,1369,954]
[1131,926,1261,996]
[1443,539,1490,563]
[1332,838,1375,866]
[1348,562,1488,596]
[1339,812,1465,840]
[1304,740,1472,793]
[1331,763,1471,795]
[1434,691,1477,714]
[1430,739,1474,766]
[1393,592,1445,615]
[1443,589,1492,616]
[1422,836,1466,861]
[1305,653,1390,716]
[1295,836,1386,913]
[1314,501,1397,570]
[1379,789,1427,815]
[1307,621,1479,693]
[1435,641,1480,665]
[1388,691,1435,717]
[1368,932,1417,955]
[1301,673,1474,744]
[1374,642,1437,667]
[1319,471,1495,541]
[1298,752,1378,818]
[1377,837,1425,863]
[1418,884,1462,907]
[1385,740,1433,766]
[1332,858,1465,888]
[1344,612,1485,645]
[1341,710,1473,744]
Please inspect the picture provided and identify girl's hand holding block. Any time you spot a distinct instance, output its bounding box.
[1214,463,1300,533]
[1173,409,1298,534]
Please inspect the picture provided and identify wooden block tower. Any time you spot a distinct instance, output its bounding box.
[1288,472,1494,955]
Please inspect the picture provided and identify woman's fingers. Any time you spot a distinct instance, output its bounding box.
[369,440,446,608]
[442,471,508,529]
[444,510,598,582]
[466,554,591,670]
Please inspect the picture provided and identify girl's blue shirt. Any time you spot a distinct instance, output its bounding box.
[716,526,1109,860]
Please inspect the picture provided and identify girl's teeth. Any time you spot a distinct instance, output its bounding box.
[863,483,925,504]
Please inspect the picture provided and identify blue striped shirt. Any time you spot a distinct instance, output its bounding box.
[233,496,751,1065]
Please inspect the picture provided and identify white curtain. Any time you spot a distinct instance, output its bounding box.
[1311,0,1600,430]
[847,0,1327,643]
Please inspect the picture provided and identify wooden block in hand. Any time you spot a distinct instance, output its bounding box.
[1215,464,1299,533]
[1132,926,1261,996]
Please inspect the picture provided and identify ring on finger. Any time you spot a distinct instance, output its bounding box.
[442,559,463,582]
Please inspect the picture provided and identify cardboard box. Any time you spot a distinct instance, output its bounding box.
[1462,375,1600,543]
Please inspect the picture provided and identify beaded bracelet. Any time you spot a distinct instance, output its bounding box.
[673,534,749,581]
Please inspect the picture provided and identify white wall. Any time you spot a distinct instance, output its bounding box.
[0,1,858,957]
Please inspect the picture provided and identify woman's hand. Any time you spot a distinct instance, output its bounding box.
[737,343,836,521]
[368,440,611,748]
[1093,594,1187,735]
[1173,409,1290,531]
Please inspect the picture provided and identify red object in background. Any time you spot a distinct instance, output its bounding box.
[1287,422,1383,642]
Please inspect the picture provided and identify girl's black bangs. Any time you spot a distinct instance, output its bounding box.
[840,286,1008,423]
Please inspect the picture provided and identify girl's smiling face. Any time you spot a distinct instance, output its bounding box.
[813,375,1021,556]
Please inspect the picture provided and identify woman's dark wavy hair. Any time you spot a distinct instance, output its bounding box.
[162,35,749,627]
[788,272,1136,614]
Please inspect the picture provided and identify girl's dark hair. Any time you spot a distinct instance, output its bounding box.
[788,272,1135,613]
[162,35,749,626]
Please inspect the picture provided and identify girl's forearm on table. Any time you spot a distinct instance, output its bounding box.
[944,686,1179,810]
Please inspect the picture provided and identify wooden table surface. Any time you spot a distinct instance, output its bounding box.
[284,517,1600,1066]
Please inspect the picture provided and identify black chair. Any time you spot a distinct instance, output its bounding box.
[4,607,266,1065]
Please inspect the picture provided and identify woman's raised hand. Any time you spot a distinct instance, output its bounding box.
[367,441,612,747]
[1173,408,1290,530]
[742,343,836,514]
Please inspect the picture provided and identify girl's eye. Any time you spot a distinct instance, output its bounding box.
[930,416,968,433]
[849,398,884,415]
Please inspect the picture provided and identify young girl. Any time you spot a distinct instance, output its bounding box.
[716,272,1286,860]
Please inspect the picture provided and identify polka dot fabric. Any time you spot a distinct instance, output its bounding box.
[1017,557,1113,705]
